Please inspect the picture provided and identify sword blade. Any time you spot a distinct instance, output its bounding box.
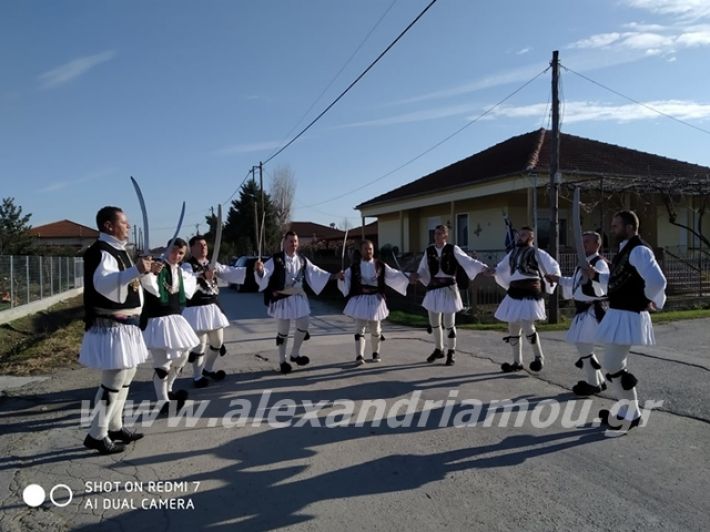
[210,204,223,268]
[572,186,588,268]
[160,201,186,261]
[341,229,349,270]
[130,176,150,253]
[391,248,402,271]
[258,208,266,261]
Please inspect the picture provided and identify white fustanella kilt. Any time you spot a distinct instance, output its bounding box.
[596,308,656,346]
[494,295,546,323]
[79,322,149,370]
[565,307,601,344]
[344,294,389,321]
[422,285,463,314]
[268,294,311,320]
[182,303,230,332]
[142,314,200,353]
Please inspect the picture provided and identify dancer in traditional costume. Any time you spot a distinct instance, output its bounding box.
[80,206,157,454]
[586,211,666,436]
[546,231,608,395]
[254,231,334,374]
[181,235,246,388]
[411,225,492,366]
[140,238,199,414]
[337,239,409,365]
[493,226,561,373]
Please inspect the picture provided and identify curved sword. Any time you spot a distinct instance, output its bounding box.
[130,176,150,254]
[572,186,589,269]
[258,207,266,261]
[209,204,223,268]
[341,229,349,271]
[160,201,186,262]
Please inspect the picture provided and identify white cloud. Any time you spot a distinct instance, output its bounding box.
[388,63,549,106]
[40,167,117,193]
[568,24,710,56]
[38,51,116,89]
[622,32,675,49]
[570,32,622,49]
[676,29,710,46]
[623,0,710,20]
[622,22,669,31]
[477,99,710,124]
[515,47,531,55]
[336,103,482,128]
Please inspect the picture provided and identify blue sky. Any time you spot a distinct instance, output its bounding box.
[2,0,710,245]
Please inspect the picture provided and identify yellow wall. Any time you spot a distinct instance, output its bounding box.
[366,182,704,253]
[376,213,400,251]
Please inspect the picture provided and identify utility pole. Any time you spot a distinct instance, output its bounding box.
[259,161,265,253]
[549,50,561,323]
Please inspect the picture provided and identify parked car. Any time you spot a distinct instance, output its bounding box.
[230,256,269,292]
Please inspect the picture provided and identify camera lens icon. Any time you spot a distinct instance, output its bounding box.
[22,484,73,508]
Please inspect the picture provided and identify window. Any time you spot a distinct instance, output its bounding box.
[456,213,469,249]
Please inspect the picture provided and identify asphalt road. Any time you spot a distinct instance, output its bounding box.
[0,290,708,531]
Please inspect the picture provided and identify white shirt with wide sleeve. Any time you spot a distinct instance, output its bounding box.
[559,254,609,301]
[338,260,409,297]
[416,244,488,286]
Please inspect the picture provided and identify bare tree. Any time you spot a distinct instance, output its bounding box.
[269,165,296,230]
[340,217,352,231]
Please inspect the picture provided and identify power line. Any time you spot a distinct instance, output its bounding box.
[300,65,551,208]
[262,0,440,165]
[223,168,256,206]
[561,64,710,137]
[277,0,400,144]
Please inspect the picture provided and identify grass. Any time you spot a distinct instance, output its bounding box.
[0,295,85,376]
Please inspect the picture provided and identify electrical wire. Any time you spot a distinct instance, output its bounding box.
[300,64,551,208]
[277,0,400,144]
[262,0,440,165]
[562,64,710,137]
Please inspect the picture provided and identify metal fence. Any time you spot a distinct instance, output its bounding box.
[0,255,84,310]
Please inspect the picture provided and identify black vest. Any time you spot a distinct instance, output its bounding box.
[83,240,142,328]
[573,255,608,321]
[186,257,218,307]
[576,255,605,298]
[264,252,306,305]
[140,266,184,329]
[349,259,386,297]
[426,244,457,276]
[508,245,540,277]
[607,236,651,313]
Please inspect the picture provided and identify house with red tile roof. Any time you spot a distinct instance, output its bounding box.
[30,220,98,252]
[286,221,345,247]
[287,220,379,249]
[356,128,710,253]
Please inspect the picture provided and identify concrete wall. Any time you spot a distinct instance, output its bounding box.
[0,287,83,325]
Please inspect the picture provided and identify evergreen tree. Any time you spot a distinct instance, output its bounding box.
[224,180,280,256]
[0,197,34,255]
